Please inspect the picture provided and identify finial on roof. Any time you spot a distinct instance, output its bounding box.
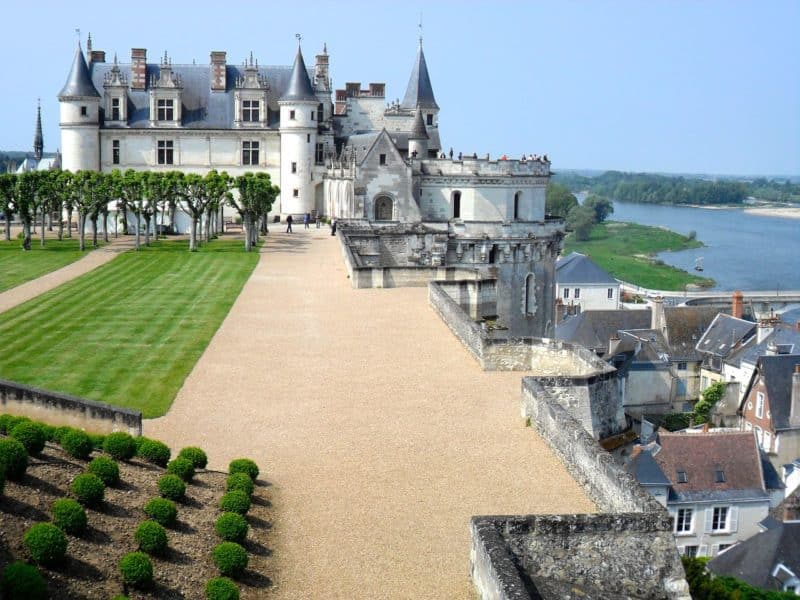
[296,33,302,47]
[418,11,423,47]
[113,52,118,65]
[87,32,92,54]
[323,42,327,53]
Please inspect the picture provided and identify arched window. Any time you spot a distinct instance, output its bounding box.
[374,195,393,221]
[514,191,522,220]
[525,273,537,316]
[452,190,461,219]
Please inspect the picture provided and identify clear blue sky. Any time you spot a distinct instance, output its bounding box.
[4,0,799,176]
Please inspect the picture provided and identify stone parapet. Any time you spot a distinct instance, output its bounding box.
[417,157,550,178]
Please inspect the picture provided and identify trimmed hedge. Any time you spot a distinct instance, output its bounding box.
[0,561,47,600]
[118,552,153,589]
[143,497,178,527]
[10,421,46,455]
[166,457,195,483]
[51,498,88,535]
[178,446,208,469]
[0,437,28,481]
[205,576,240,600]
[23,522,68,566]
[0,415,30,435]
[89,433,106,450]
[52,426,72,443]
[71,472,106,507]
[103,432,137,461]
[87,456,120,486]
[157,474,186,501]
[219,491,251,515]
[135,520,168,555]
[226,473,254,496]
[215,512,248,543]
[60,429,93,460]
[228,459,259,481]
[212,542,248,578]
[137,438,171,467]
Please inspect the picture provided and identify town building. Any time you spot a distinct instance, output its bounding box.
[555,252,620,318]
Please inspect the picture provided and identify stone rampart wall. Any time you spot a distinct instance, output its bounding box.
[0,379,142,435]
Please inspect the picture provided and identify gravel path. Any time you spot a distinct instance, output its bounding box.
[147,227,594,599]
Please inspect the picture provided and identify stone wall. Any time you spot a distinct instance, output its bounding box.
[0,379,142,435]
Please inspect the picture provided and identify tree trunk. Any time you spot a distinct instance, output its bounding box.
[66,207,73,238]
[91,215,99,247]
[3,210,11,241]
[153,202,159,241]
[78,212,86,251]
[144,214,151,247]
[121,204,129,235]
[103,209,109,243]
[58,213,64,241]
[189,215,198,251]
[243,216,252,252]
[135,213,141,251]
[206,208,213,242]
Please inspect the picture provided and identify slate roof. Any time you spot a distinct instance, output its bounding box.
[753,354,800,430]
[726,323,800,368]
[280,47,317,102]
[59,44,101,99]
[662,306,719,362]
[401,44,438,110]
[617,329,672,364]
[695,313,756,358]
[556,252,618,285]
[707,521,800,590]
[409,107,428,140]
[629,446,671,486]
[556,309,651,353]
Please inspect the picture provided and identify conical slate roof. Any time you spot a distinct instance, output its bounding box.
[279,47,317,102]
[401,44,438,110]
[33,102,44,160]
[58,44,100,99]
[409,107,428,140]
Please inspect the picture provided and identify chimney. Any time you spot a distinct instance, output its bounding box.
[731,290,744,319]
[210,51,227,91]
[651,296,665,332]
[345,82,360,98]
[790,364,800,428]
[90,50,106,64]
[554,297,564,326]
[131,48,147,90]
[757,314,780,344]
[369,83,385,97]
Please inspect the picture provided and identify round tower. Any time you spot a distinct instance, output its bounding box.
[408,107,429,159]
[58,42,101,172]
[279,45,318,216]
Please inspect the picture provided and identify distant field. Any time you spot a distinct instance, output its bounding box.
[563,221,714,290]
[0,237,89,292]
[0,239,259,417]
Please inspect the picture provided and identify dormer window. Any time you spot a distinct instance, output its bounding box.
[677,470,688,483]
[111,98,121,121]
[715,469,726,483]
[157,99,174,121]
[290,110,296,120]
[243,100,260,122]
[426,114,433,126]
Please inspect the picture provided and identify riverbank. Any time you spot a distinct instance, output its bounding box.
[744,206,800,219]
[563,221,714,291]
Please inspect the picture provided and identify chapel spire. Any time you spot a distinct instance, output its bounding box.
[33,99,44,160]
[401,41,438,110]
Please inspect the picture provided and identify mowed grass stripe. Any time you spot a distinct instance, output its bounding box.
[0,239,259,417]
[0,238,90,292]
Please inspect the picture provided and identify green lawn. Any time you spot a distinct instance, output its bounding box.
[0,237,91,292]
[563,221,714,290]
[0,239,259,417]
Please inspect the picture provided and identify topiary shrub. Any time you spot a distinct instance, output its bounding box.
[157,474,186,501]
[0,414,14,434]
[225,473,254,496]
[118,552,153,589]
[215,512,248,543]
[51,498,88,535]
[135,520,168,555]
[0,437,28,481]
[89,433,106,450]
[143,497,178,527]
[228,459,259,481]
[40,424,57,442]
[23,522,68,566]
[212,542,248,578]
[52,425,73,443]
[0,415,30,435]
[0,561,47,600]
[137,438,171,467]
[87,456,120,486]
[10,421,46,455]
[103,432,137,461]
[71,472,105,507]
[166,457,195,482]
[60,429,93,460]
[205,576,240,600]
[178,446,208,469]
[219,491,251,515]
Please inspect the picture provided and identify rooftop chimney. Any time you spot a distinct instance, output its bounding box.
[731,290,744,320]
[131,48,147,90]
[210,51,226,91]
[757,313,780,344]
[90,50,106,64]
[791,364,800,428]
[554,297,564,326]
[651,296,665,332]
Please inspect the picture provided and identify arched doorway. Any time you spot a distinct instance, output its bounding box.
[374,195,393,220]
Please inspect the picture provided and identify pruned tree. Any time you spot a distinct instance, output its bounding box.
[231,172,279,252]
[0,173,15,241]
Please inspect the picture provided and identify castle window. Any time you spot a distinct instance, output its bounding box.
[289,110,296,120]
[293,189,299,197]
[426,114,433,126]
[157,140,174,165]
[80,106,87,116]
[452,191,461,219]
[242,100,260,122]
[112,140,120,165]
[379,154,386,166]
[514,191,522,220]
[318,103,324,122]
[311,111,315,121]
[291,162,297,174]
[307,134,311,143]
[242,141,259,166]
[111,98,120,121]
[756,392,764,418]
[315,143,324,165]
[157,99,174,121]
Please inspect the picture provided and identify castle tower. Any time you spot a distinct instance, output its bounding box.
[58,43,101,172]
[33,99,44,161]
[279,44,318,216]
[408,107,429,159]
[401,41,439,129]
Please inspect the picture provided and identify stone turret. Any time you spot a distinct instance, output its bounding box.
[33,100,43,160]
[408,107,428,159]
[58,42,101,172]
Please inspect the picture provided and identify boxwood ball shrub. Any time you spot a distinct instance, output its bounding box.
[87,456,120,486]
[143,497,178,527]
[52,425,73,443]
[205,576,240,600]
[60,429,93,460]
[10,421,46,455]
[89,433,106,449]
[135,520,168,555]
[228,459,259,481]
[166,457,195,482]
[118,551,153,589]
[71,472,106,507]
[219,490,251,515]
[51,498,88,535]
[40,424,57,442]
[212,542,248,578]
[178,446,208,469]
[137,438,171,467]
[157,474,186,501]
[215,512,249,543]
[0,414,14,434]
[0,437,29,480]
[0,415,30,435]
[23,522,68,566]
[103,432,137,461]
[0,561,48,600]
[226,473,254,496]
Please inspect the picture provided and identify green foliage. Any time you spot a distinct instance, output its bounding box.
[23,522,68,566]
[215,512,249,543]
[566,205,596,241]
[0,437,28,480]
[51,498,88,535]
[135,520,168,555]
[682,556,798,599]
[52,425,72,443]
[228,458,259,481]
[0,415,30,435]
[60,429,94,460]
[226,473,254,496]
[137,438,171,467]
[143,497,178,527]
[205,576,240,600]
[71,472,106,507]
[158,474,186,501]
[167,457,195,482]
[0,237,88,293]
[88,456,120,486]
[9,421,46,455]
[103,432,137,460]
[545,183,579,218]
[219,491,251,515]
[693,382,727,425]
[178,446,208,469]
[0,561,48,600]
[118,552,154,589]
[663,413,692,432]
[584,195,614,223]
[212,542,248,578]
[89,433,106,449]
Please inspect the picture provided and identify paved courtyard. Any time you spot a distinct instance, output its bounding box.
[147,227,594,599]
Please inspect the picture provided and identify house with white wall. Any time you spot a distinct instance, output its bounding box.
[555,252,619,319]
